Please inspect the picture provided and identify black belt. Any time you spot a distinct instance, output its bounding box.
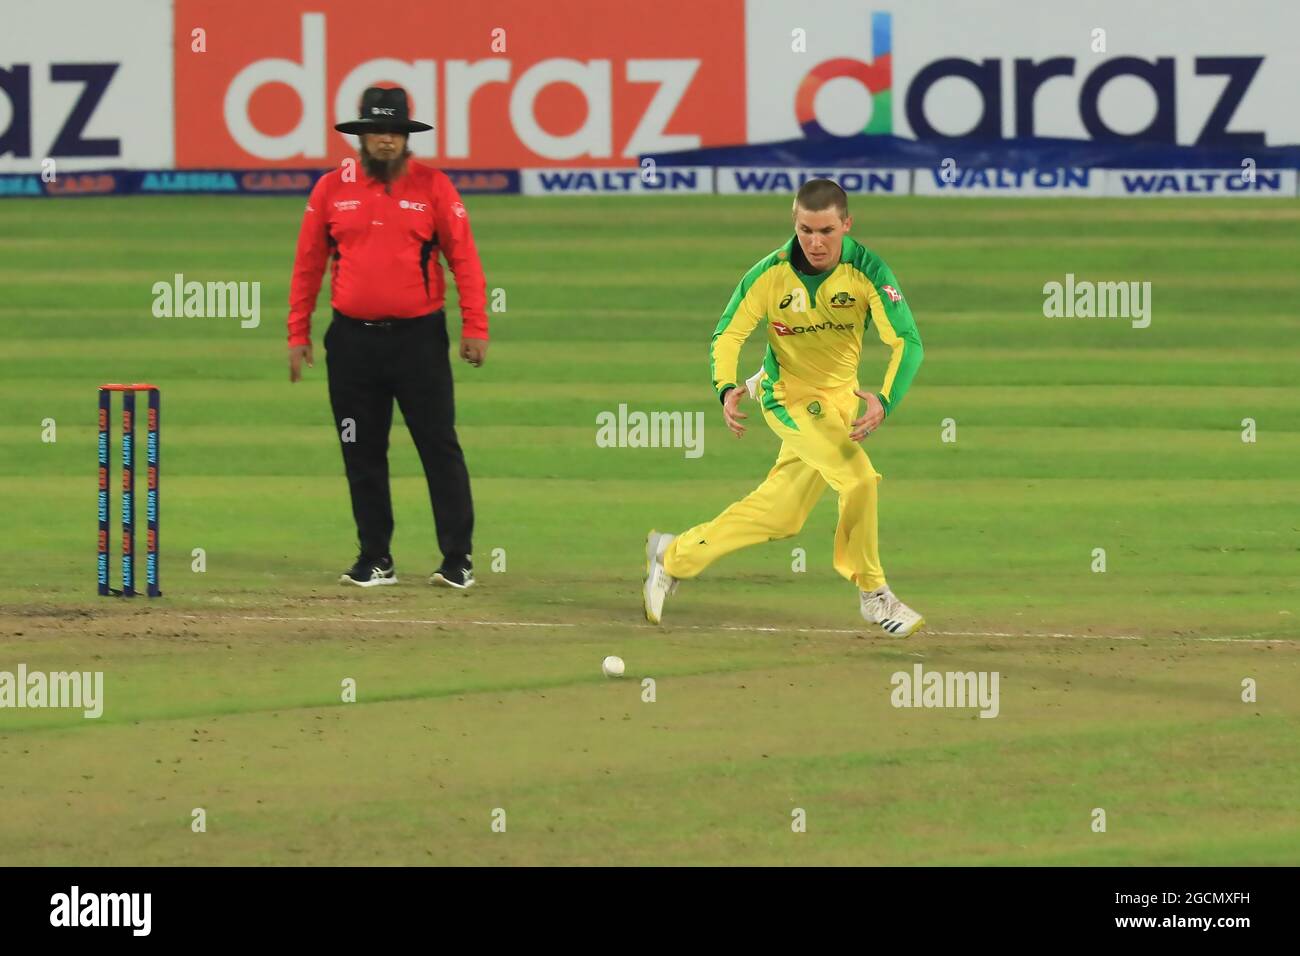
[335,309,442,331]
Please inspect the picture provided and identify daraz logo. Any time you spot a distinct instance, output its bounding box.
[795,12,892,138]
[789,9,1263,146]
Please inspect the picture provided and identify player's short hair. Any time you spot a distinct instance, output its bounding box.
[793,178,849,220]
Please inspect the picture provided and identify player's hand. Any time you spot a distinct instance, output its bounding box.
[851,389,885,441]
[288,344,313,383]
[460,337,488,367]
[722,386,748,438]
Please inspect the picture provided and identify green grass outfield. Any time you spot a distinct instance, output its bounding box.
[0,195,1297,865]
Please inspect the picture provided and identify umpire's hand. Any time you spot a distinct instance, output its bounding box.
[288,344,313,382]
[460,337,488,367]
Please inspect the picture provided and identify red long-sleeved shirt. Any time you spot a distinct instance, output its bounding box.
[288,160,488,347]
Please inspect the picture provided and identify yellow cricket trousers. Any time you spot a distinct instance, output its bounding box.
[663,371,886,591]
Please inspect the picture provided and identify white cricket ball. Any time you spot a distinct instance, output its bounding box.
[602,655,625,678]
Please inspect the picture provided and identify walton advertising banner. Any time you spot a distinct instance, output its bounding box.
[2,0,1298,172]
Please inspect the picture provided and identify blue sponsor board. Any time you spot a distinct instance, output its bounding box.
[645,135,1300,173]
[915,167,1103,196]
[0,168,520,198]
[141,171,241,193]
[522,167,713,195]
[717,167,907,194]
[444,169,520,194]
[0,175,45,196]
[1105,169,1297,197]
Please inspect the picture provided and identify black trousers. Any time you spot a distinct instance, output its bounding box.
[324,309,473,565]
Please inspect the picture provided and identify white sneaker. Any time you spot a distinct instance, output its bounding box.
[860,586,925,637]
[339,555,398,588]
[643,530,679,625]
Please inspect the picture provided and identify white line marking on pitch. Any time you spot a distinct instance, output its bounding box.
[239,615,570,629]
[1198,637,1292,644]
[231,615,1291,643]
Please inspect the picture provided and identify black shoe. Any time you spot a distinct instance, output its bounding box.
[429,560,474,590]
[339,554,397,588]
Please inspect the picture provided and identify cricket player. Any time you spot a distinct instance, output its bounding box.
[643,179,925,636]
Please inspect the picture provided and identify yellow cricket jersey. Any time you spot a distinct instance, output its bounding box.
[710,235,923,425]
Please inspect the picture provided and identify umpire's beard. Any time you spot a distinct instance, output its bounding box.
[360,145,411,184]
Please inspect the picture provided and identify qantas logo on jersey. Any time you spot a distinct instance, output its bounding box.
[772,319,856,336]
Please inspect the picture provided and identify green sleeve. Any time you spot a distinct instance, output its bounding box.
[710,256,773,397]
[858,255,923,417]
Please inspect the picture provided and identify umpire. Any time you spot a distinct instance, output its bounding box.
[287,86,487,590]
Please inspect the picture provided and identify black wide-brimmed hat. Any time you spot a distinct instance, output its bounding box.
[334,86,432,135]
